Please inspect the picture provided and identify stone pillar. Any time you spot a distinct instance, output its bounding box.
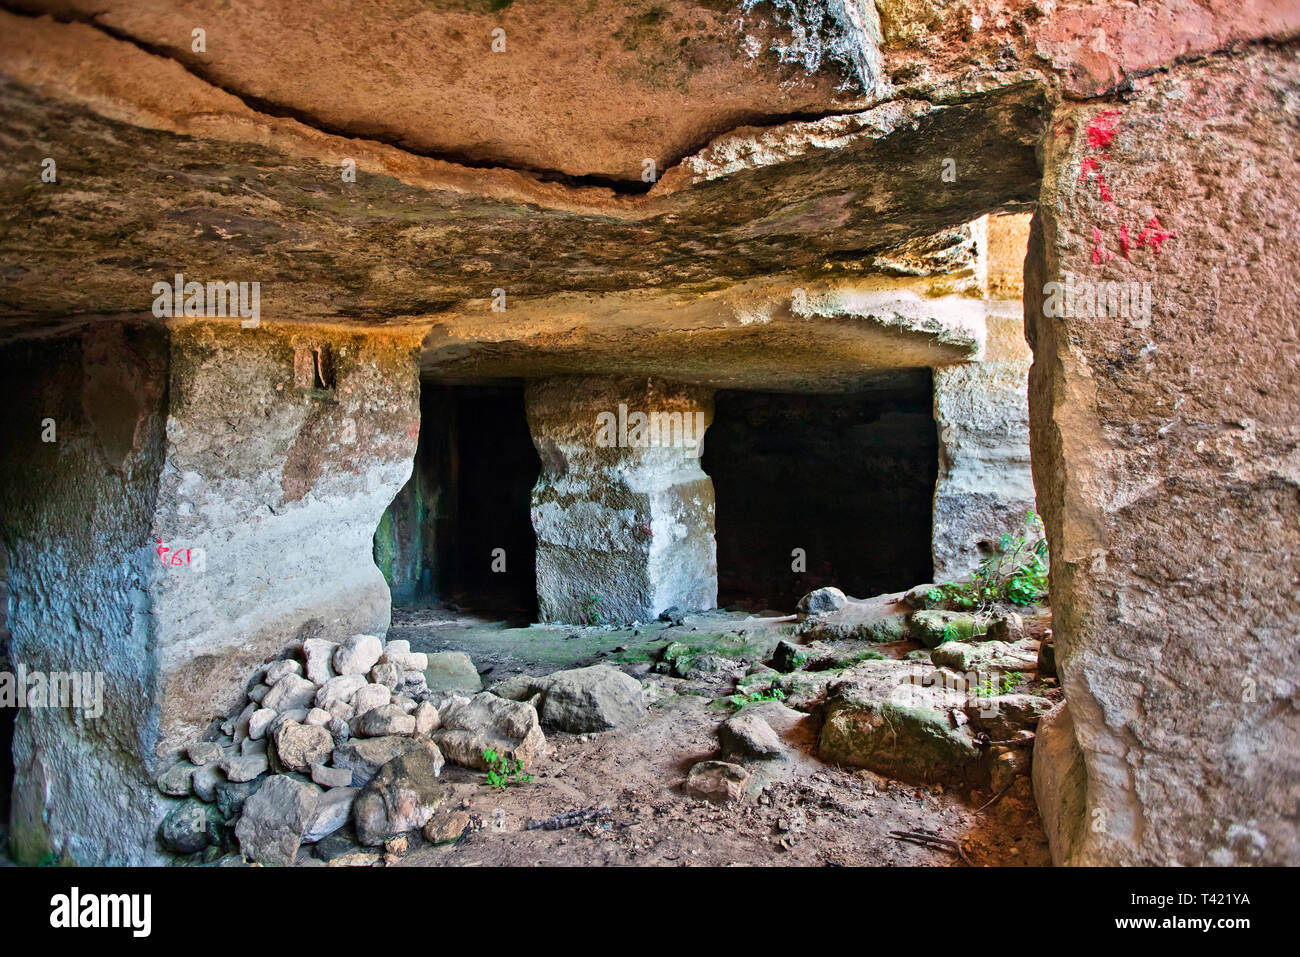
[932,213,1037,580]
[0,320,421,864]
[526,377,717,624]
[1027,47,1300,865]
[150,322,421,762]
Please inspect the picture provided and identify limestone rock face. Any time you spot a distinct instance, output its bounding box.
[2,1,872,184]
[932,214,1037,581]
[146,323,421,766]
[527,376,717,624]
[0,326,172,864]
[1027,46,1300,865]
[1031,702,1087,865]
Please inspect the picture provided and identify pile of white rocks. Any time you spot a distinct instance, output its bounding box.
[157,634,546,866]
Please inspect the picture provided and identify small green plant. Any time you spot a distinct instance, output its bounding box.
[976,671,1024,697]
[933,510,1049,612]
[576,592,603,625]
[482,748,533,791]
[725,687,787,710]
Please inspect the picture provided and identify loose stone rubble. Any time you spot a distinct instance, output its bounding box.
[154,634,549,865]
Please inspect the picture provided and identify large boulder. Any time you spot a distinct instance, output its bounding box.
[719,712,787,761]
[332,735,440,786]
[520,665,645,733]
[796,586,847,615]
[234,776,322,866]
[817,665,986,786]
[432,693,546,770]
[353,748,447,846]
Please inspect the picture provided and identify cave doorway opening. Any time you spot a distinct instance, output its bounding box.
[702,370,938,612]
[375,381,540,624]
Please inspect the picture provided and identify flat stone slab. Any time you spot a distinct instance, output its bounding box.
[423,651,483,694]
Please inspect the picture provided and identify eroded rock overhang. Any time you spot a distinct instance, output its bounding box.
[0,7,1047,342]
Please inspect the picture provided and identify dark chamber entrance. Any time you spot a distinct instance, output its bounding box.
[376,382,540,622]
[703,371,938,611]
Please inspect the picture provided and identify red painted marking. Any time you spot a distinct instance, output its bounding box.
[1085,109,1122,150]
[155,540,194,567]
[1137,215,1174,254]
[1075,109,1174,260]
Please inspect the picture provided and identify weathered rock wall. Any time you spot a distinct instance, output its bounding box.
[526,377,716,624]
[0,322,170,864]
[1028,45,1300,865]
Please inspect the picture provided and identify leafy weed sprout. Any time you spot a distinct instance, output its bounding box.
[483,748,533,791]
[930,510,1049,612]
[576,592,603,625]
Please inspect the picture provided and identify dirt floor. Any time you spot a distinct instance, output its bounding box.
[349,604,1055,868]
